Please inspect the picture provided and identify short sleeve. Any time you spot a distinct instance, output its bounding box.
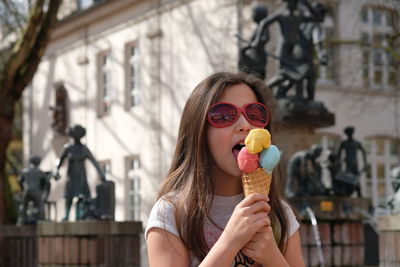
[281,200,300,238]
[145,198,180,240]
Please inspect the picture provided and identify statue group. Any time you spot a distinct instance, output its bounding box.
[239,0,329,102]
[17,124,115,225]
[285,127,368,198]
[238,1,369,199]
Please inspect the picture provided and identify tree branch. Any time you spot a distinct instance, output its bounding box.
[3,0,45,89]
[12,0,62,100]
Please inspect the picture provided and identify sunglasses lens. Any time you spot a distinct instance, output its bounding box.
[245,103,268,126]
[209,103,238,126]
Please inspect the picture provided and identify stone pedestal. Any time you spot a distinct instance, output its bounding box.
[378,215,400,265]
[290,197,371,267]
[0,225,36,267]
[290,196,371,221]
[37,221,142,266]
[274,121,316,187]
[0,221,142,267]
[273,98,335,188]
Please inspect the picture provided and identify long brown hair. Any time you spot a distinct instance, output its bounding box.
[158,72,288,260]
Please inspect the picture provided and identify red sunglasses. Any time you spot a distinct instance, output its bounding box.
[207,102,269,128]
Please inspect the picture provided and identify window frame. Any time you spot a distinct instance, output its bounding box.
[98,159,112,180]
[124,41,141,110]
[125,156,142,221]
[97,50,113,117]
[364,137,399,207]
[360,6,399,90]
[316,3,338,84]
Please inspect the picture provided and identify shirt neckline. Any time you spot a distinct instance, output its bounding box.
[213,193,243,204]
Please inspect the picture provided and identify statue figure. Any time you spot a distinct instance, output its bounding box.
[338,127,367,178]
[17,156,50,225]
[333,126,367,197]
[325,146,340,183]
[387,166,400,214]
[238,4,269,80]
[277,2,328,100]
[53,124,106,221]
[249,0,319,96]
[285,144,326,198]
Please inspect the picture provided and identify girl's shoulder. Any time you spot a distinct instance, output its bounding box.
[279,199,300,237]
[279,199,292,210]
[148,193,178,220]
[144,194,179,240]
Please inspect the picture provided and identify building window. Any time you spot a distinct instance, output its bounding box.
[317,4,337,83]
[390,139,399,155]
[125,43,141,109]
[315,133,341,152]
[361,6,398,89]
[126,157,141,221]
[364,137,399,207]
[99,160,111,180]
[97,51,112,116]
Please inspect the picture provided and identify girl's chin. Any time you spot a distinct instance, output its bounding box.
[220,165,241,179]
[229,166,242,178]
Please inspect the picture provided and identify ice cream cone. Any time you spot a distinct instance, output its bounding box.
[241,168,272,198]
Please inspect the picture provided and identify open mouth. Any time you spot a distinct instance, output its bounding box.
[232,143,245,157]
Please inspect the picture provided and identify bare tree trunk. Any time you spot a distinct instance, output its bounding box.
[0,0,62,224]
[0,108,14,224]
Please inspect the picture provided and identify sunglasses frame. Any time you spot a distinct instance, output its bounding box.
[207,102,270,128]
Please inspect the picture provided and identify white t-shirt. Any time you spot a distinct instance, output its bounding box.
[145,193,299,267]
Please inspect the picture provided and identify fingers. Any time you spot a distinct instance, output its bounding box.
[240,193,268,206]
[240,200,270,217]
[242,226,275,261]
[249,212,270,229]
[247,200,271,214]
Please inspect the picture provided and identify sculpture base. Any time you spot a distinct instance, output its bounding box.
[289,196,371,221]
[0,221,142,266]
[273,97,335,189]
[289,197,372,266]
[378,215,400,264]
[276,97,335,128]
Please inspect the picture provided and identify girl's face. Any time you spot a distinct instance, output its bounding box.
[207,83,263,181]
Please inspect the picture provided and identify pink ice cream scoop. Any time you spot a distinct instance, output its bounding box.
[237,147,259,173]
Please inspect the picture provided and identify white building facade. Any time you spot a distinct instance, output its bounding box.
[24,0,399,226]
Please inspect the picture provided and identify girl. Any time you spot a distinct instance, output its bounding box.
[146,72,304,267]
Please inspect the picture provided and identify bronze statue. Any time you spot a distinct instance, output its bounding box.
[249,0,319,95]
[333,126,367,197]
[277,2,328,100]
[54,124,106,221]
[238,3,269,79]
[17,156,50,225]
[338,127,367,176]
[285,144,326,197]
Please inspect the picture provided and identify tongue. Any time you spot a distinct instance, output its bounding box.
[232,149,240,158]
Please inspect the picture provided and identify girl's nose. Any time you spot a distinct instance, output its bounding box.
[235,113,252,132]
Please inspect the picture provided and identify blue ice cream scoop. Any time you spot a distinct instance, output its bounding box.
[259,145,281,173]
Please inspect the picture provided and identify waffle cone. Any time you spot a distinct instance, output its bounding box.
[241,168,272,197]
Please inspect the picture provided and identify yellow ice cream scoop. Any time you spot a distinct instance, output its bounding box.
[245,129,271,154]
